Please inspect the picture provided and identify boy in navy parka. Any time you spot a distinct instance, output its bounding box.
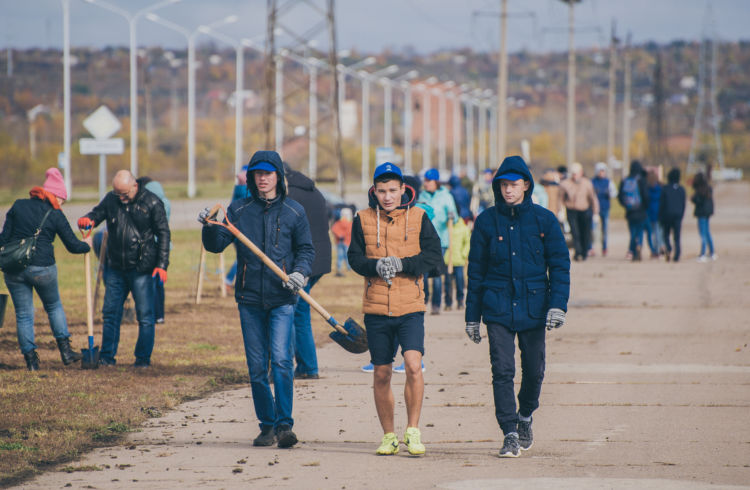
[465,156,570,458]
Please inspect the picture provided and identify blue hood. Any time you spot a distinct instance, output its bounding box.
[491,155,535,206]
[246,150,286,199]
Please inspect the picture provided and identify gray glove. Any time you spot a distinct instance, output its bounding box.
[283,271,307,293]
[381,256,403,283]
[545,308,566,330]
[465,322,481,343]
[198,207,211,225]
[387,256,402,273]
[375,257,392,281]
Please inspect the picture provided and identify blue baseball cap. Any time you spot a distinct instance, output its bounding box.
[424,168,440,181]
[493,172,525,182]
[373,162,403,183]
[247,161,276,172]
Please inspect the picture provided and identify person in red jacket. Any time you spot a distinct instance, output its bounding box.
[331,207,353,276]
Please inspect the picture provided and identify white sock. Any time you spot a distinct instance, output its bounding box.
[518,414,531,422]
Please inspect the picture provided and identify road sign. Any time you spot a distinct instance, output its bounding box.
[79,138,124,155]
[83,105,121,140]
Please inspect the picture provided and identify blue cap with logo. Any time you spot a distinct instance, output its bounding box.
[247,161,276,172]
[373,162,403,183]
[493,172,525,182]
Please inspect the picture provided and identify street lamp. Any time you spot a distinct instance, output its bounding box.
[381,69,418,151]
[416,76,438,172]
[83,0,181,178]
[61,0,72,197]
[337,56,375,122]
[435,81,455,174]
[146,13,238,198]
[196,28,269,178]
[356,64,398,190]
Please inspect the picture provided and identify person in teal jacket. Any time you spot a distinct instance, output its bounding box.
[417,169,458,315]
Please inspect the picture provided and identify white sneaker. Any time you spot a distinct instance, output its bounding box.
[711,254,718,261]
[697,255,709,263]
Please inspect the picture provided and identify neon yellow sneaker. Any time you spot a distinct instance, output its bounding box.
[403,427,425,455]
[376,432,399,455]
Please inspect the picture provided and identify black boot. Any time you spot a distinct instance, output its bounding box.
[56,337,82,365]
[24,350,40,371]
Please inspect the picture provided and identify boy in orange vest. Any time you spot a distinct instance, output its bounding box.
[348,162,442,456]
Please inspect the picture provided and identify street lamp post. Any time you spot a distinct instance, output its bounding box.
[337,57,375,133]
[436,81,455,174]
[464,93,475,179]
[417,76,438,172]
[84,0,181,177]
[146,13,238,198]
[61,0,72,197]
[356,65,398,190]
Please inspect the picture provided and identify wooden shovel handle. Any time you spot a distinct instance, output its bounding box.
[207,204,347,335]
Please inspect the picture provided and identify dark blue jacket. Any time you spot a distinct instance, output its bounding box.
[202,150,315,309]
[0,196,90,267]
[591,176,611,215]
[647,183,662,222]
[466,156,570,332]
[449,176,472,219]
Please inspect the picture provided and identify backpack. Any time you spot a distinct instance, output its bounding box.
[621,176,641,210]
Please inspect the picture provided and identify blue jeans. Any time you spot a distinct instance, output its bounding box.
[599,212,609,251]
[627,218,647,255]
[336,243,350,273]
[697,217,714,256]
[646,219,665,255]
[226,261,237,284]
[294,275,321,376]
[443,265,465,306]
[101,269,155,365]
[4,265,70,355]
[238,303,295,430]
[424,247,447,307]
[153,276,165,321]
[487,323,546,435]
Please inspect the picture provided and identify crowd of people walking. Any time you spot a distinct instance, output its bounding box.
[0,154,721,459]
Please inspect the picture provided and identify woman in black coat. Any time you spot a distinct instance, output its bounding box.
[0,168,92,370]
[691,172,716,262]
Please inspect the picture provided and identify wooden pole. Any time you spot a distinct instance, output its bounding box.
[195,244,207,304]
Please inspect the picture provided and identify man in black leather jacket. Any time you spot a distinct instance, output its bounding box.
[78,170,170,367]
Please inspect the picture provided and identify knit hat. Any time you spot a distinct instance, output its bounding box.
[42,168,67,200]
[594,162,608,174]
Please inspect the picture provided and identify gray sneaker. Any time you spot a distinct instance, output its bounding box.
[499,432,520,458]
[517,417,533,450]
[253,426,276,447]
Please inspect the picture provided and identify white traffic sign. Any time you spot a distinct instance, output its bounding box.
[79,138,124,155]
[83,105,121,140]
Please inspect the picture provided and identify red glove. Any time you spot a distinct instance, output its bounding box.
[152,268,167,284]
[77,217,95,230]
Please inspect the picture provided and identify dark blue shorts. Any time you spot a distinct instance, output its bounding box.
[364,312,425,365]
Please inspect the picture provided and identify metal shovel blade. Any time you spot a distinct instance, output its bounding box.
[81,346,100,369]
[328,317,368,354]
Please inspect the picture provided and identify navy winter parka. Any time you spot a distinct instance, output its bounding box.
[465,156,571,332]
[202,151,314,309]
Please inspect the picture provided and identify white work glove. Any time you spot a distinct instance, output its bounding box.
[283,271,307,293]
[465,322,481,343]
[545,308,566,330]
[198,207,212,225]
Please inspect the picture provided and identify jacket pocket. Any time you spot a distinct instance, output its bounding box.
[482,287,509,316]
[526,280,548,319]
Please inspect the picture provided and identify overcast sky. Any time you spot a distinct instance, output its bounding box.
[1,0,747,55]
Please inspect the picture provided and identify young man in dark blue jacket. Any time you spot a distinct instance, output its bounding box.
[465,155,570,458]
[200,150,314,449]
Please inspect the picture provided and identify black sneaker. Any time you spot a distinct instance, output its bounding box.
[253,426,276,447]
[294,372,320,380]
[517,417,533,450]
[276,424,298,448]
[498,432,520,458]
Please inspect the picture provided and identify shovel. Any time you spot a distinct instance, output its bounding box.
[205,204,368,354]
[80,229,100,369]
